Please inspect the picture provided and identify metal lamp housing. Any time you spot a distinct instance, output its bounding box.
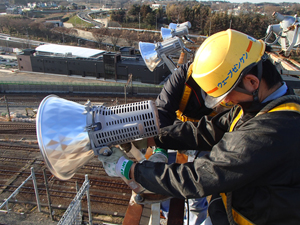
[139,37,184,72]
[161,26,189,40]
[36,95,160,180]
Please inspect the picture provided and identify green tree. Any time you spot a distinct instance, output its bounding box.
[128,4,140,16]
[110,9,126,23]
[140,5,152,21]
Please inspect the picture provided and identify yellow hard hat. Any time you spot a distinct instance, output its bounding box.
[192,29,265,108]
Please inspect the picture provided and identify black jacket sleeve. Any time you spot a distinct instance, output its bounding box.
[155,63,190,128]
[154,109,230,150]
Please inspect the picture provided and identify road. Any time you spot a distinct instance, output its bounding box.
[0,33,43,48]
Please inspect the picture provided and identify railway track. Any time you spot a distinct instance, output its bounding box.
[0,124,36,135]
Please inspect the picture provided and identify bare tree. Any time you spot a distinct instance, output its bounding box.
[3,18,17,35]
[0,16,8,33]
[109,29,122,50]
[52,27,78,43]
[92,28,108,48]
[138,32,155,43]
[122,30,138,47]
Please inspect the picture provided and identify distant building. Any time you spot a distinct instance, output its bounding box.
[17,44,170,85]
[151,4,166,11]
[6,7,22,14]
[45,20,63,27]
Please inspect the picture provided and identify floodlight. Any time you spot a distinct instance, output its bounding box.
[265,12,300,56]
[161,21,192,40]
[161,26,189,40]
[36,95,160,180]
[139,37,185,72]
[168,21,191,30]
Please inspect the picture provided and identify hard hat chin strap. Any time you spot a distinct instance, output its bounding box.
[252,57,264,103]
[234,54,267,103]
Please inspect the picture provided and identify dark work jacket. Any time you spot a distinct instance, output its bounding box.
[156,62,213,128]
[135,88,300,224]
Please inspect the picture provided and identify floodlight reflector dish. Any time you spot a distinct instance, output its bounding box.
[139,42,162,72]
[161,27,172,40]
[36,95,94,180]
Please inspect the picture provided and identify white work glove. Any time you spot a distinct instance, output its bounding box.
[148,148,168,163]
[178,150,196,157]
[98,147,134,180]
[119,138,148,154]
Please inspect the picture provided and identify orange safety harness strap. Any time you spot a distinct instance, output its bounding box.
[176,63,217,122]
[176,63,194,122]
[223,102,300,225]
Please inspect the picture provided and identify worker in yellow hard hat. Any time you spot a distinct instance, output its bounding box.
[99,29,300,224]
[192,29,266,109]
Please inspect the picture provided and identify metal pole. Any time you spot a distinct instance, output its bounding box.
[43,168,53,220]
[4,96,11,121]
[85,175,92,225]
[124,86,127,104]
[31,167,41,212]
[76,181,82,224]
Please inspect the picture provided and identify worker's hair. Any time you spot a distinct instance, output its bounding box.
[248,55,283,90]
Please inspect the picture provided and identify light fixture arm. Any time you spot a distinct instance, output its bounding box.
[161,53,177,72]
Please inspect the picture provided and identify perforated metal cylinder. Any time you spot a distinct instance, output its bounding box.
[87,100,160,152]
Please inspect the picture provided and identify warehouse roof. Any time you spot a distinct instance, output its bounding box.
[35,44,106,58]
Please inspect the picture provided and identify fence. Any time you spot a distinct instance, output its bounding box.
[58,174,92,225]
[0,81,163,96]
[0,167,41,213]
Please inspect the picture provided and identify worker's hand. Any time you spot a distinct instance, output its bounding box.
[119,138,148,154]
[98,147,134,179]
[148,148,168,163]
[178,150,196,157]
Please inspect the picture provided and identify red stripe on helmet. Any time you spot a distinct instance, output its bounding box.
[207,87,218,94]
[246,41,253,52]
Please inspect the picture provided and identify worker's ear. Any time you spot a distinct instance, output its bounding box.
[242,74,259,93]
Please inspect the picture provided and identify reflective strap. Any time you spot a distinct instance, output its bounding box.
[177,63,193,117]
[220,193,255,225]
[176,110,199,122]
[208,110,218,117]
[229,108,243,132]
[268,103,300,114]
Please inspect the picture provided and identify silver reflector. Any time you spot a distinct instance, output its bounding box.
[36,95,94,180]
[139,42,161,72]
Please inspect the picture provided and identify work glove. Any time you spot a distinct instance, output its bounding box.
[98,146,134,180]
[178,150,196,157]
[148,147,168,163]
[119,138,148,154]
